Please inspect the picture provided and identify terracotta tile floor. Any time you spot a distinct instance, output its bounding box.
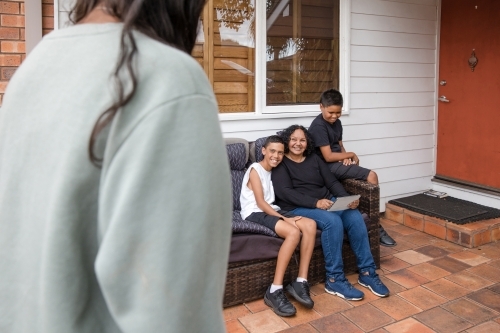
[224,220,500,333]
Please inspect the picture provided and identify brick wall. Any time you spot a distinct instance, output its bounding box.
[0,0,54,104]
[42,0,53,36]
[0,0,24,104]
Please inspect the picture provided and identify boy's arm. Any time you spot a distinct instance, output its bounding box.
[319,143,359,165]
[247,169,300,227]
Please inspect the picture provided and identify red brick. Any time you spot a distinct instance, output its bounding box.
[385,207,404,224]
[19,27,23,40]
[42,0,54,3]
[42,4,54,17]
[472,230,492,247]
[491,227,500,242]
[446,222,471,233]
[0,26,19,39]
[461,233,472,248]
[404,212,424,231]
[1,41,25,53]
[1,67,16,80]
[19,3,23,15]
[447,228,460,244]
[20,53,25,62]
[386,203,404,213]
[0,81,8,93]
[42,17,54,29]
[425,215,447,226]
[42,29,52,36]
[424,220,446,239]
[1,14,24,27]
[0,54,21,66]
[0,93,3,106]
[0,2,19,14]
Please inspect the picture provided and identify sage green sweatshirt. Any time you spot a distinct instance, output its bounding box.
[0,23,232,333]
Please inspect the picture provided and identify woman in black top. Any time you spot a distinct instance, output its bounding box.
[272,125,389,301]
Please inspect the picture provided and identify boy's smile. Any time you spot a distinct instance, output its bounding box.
[320,104,342,124]
[262,142,284,170]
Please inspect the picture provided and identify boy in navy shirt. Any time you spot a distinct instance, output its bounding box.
[308,89,396,246]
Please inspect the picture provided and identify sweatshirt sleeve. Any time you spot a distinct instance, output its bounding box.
[272,162,318,209]
[95,95,232,333]
[316,156,350,197]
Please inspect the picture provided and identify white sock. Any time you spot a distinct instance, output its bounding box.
[297,277,307,283]
[270,284,283,293]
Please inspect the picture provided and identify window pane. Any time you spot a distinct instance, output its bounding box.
[193,1,256,113]
[266,0,339,106]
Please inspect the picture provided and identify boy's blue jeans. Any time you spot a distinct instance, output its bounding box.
[290,204,376,279]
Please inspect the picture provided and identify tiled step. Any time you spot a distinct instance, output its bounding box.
[384,203,500,248]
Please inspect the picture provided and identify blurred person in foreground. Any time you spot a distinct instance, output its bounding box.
[0,1,232,332]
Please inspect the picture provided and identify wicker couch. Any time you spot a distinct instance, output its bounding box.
[224,138,380,308]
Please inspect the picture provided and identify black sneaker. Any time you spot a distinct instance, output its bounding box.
[264,287,296,317]
[286,281,314,309]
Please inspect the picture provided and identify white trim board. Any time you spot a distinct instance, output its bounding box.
[25,0,43,55]
[432,183,500,209]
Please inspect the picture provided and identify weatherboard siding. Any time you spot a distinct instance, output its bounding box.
[55,0,440,211]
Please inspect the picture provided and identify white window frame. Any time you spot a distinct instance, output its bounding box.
[220,0,350,120]
[25,1,43,55]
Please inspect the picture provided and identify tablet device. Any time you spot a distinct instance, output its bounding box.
[327,195,361,211]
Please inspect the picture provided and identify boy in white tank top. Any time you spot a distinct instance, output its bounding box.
[240,135,317,317]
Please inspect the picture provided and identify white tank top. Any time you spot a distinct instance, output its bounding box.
[240,163,281,220]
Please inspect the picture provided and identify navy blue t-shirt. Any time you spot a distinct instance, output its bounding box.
[309,113,343,161]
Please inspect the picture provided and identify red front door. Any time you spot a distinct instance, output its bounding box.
[437,0,500,190]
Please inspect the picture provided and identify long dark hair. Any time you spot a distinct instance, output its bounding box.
[70,0,207,166]
[278,125,315,156]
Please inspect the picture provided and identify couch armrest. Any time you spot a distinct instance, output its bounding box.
[341,179,379,220]
[341,179,381,268]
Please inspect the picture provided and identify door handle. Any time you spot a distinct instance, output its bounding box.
[438,96,449,103]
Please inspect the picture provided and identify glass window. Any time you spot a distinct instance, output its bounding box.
[194,0,256,113]
[266,0,339,106]
[194,0,339,113]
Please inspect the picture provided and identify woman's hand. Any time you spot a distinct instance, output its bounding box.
[348,199,359,210]
[316,199,334,210]
[283,216,302,229]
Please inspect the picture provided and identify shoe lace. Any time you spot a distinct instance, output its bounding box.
[334,276,354,290]
[275,288,288,302]
[364,270,383,285]
[301,282,311,295]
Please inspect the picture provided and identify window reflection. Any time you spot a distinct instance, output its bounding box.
[266,0,340,105]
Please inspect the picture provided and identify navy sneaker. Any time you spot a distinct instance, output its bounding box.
[264,287,296,317]
[324,275,364,301]
[286,281,314,309]
[358,268,390,297]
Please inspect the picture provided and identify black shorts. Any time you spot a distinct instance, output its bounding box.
[245,210,296,232]
[328,162,371,181]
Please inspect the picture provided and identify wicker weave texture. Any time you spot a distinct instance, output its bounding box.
[224,180,381,308]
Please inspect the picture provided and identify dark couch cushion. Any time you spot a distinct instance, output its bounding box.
[253,137,267,163]
[232,211,277,237]
[227,142,247,211]
[226,143,247,171]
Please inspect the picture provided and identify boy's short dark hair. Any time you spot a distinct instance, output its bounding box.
[264,135,284,148]
[320,89,343,107]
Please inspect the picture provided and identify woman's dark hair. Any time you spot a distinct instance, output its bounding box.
[70,0,207,166]
[278,125,315,157]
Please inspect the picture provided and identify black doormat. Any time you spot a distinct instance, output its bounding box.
[388,194,500,224]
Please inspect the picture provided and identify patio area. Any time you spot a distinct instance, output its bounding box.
[224,217,500,333]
